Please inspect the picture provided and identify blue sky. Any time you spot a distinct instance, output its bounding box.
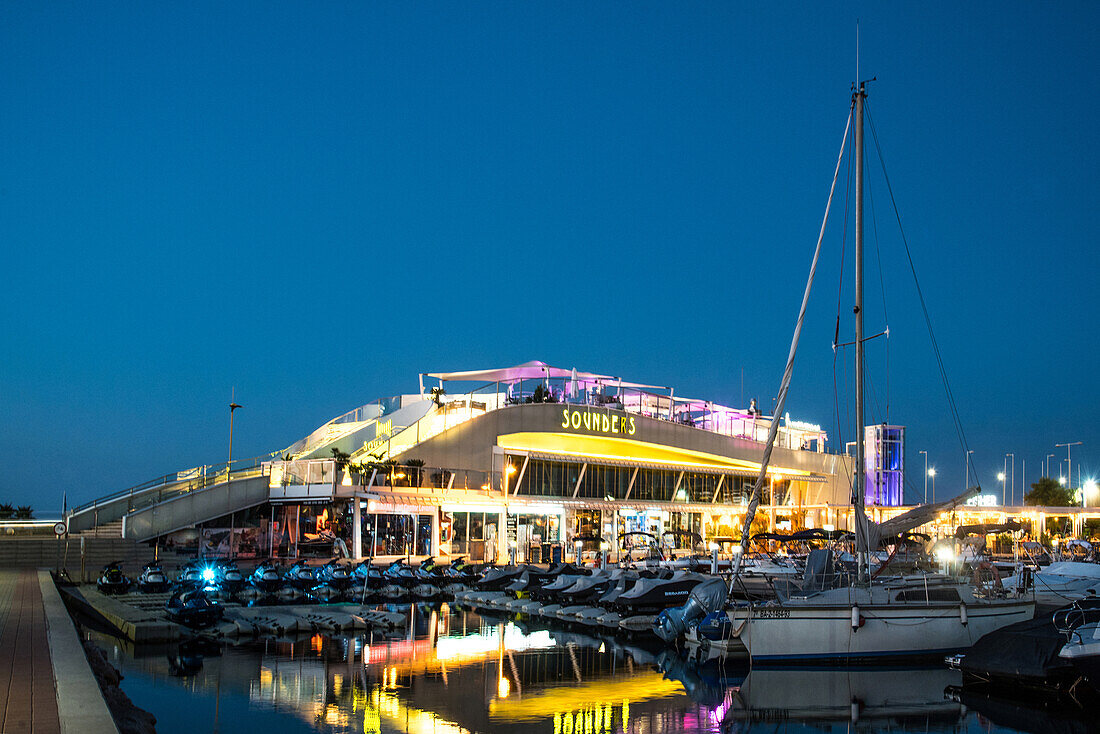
[2,2,1097,512]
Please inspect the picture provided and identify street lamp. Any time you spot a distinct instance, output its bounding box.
[1006,453,1015,505]
[997,472,1006,506]
[1056,442,1082,495]
[1046,454,1055,479]
[965,449,974,491]
[919,450,928,503]
[928,468,936,503]
[229,400,243,476]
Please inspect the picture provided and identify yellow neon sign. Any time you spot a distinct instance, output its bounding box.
[561,408,636,436]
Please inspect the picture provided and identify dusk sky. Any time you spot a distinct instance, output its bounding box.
[2,2,1097,513]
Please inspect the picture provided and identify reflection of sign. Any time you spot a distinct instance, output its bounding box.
[561,409,636,435]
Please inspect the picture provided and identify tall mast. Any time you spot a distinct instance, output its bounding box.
[854,81,867,578]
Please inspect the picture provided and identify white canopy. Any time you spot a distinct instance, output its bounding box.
[426,360,667,390]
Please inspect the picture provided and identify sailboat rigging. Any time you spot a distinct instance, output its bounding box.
[722,81,1034,663]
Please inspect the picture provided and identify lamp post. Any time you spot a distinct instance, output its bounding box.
[965,449,974,491]
[229,401,243,477]
[997,471,1006,506]
[1056,442,1083,503]
[928,468,936,503]
[919,450,928,503]
[227,398,242,560]
[1006,453,1015,506]
[1046,453,1055,479]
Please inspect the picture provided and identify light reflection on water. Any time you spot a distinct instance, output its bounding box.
[84,603,1045,734]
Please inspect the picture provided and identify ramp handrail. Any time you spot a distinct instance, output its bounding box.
[68,451,280,516]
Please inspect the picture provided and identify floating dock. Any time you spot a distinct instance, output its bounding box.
[58,585,407,643]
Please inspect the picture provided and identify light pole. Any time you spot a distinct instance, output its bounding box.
[1056,442,1082,500]
[1007,453,1015,505]
[919,450,928,503]
[928,468,936,503]
[997,471,1006,506]
[1046,453,1055,479]
[229,400,243,476]
[965,449,974,491]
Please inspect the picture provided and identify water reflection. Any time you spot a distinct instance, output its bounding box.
[84,603,1049,734]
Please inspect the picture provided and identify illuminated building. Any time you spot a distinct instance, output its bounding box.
[256,360,854,560]
[74,360,990,553]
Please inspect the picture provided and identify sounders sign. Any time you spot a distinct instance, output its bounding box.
[561,408,636,435]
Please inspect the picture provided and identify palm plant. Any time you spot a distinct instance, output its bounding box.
[0,504,13,520]
[14,506,33,520]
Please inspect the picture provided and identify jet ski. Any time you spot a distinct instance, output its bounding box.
[214,559,246,592]
[381,559,420,588]
[350,559,384,593]
[177,559,214,587]
[410,557,444,598]
[165,587,224,628]
[614,570,707,615]
[525,565,590,601]
[97,562,132,595]
[314,559,354,591]
[441,556,477,586]
[284,560,316,590]
[474,563,526,591]
[137,563,170,593]
[248,560,284,593]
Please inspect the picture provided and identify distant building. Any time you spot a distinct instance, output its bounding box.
[864,424,905,507]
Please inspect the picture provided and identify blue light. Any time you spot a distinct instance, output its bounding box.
[202,567,217,583]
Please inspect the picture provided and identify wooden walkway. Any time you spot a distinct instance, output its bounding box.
[0,570,61,734]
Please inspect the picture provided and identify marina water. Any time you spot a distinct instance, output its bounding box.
[82,603,1058,734]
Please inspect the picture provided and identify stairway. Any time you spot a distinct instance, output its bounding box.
[71,519,125,539]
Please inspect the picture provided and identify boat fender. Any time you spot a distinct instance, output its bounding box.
[959,603,968,626]
[850,606,864,631]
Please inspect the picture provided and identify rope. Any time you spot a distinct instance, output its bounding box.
[864,102,975,479]
[735,106,854,574]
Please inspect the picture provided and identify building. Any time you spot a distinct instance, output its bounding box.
[67,361,874,560]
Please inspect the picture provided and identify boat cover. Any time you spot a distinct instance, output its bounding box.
[960,613,1075,684]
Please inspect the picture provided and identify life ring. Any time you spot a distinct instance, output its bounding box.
[972,561,1003,593]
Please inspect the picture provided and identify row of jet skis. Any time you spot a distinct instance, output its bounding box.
[97,556,490,602]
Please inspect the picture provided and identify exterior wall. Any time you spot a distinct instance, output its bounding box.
[393,403,852,505]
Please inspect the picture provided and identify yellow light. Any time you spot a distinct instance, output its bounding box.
[497,676,511,698]
[506,464,518,475]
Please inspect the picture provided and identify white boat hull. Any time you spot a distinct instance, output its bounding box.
[733,599,1034,662]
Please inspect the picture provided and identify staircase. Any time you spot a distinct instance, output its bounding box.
[71,519,125,539]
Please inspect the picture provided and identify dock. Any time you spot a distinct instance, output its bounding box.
[62,584,408,643]
[0,570,119,734]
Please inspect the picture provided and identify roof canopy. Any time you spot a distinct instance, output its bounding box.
[426,360,666,390]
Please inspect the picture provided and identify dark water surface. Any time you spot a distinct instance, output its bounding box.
[84,603,1076,734]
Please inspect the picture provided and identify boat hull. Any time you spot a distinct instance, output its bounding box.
[733,599,1035,663]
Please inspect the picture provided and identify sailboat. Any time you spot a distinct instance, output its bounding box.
[726,81,1034,663]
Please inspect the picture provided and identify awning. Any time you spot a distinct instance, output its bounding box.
[427,361,613,383]
[426,360,669,390]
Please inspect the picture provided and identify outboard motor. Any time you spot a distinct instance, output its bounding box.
[653,576,729,643]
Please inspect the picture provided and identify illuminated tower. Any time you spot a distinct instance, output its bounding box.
[864,424,905,506]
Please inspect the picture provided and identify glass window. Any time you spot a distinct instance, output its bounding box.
[470,512,485,541]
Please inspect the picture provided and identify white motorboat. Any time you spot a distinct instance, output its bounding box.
[1003,561,1100,605]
